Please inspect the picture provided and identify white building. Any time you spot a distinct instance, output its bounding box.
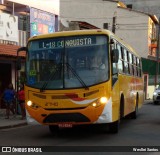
[120,0,160,19]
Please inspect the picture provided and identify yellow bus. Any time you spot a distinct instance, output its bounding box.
[17,29,144,133]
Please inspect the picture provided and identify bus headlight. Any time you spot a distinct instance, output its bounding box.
[27,100,40,109]
[100,97,108,104]
[92,97,108,107]
[27,100,32,106]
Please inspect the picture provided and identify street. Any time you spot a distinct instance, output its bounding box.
[0,100,160,154]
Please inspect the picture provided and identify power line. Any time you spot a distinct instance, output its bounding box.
[117,25,151,28]
[117,23,148,25]
[117,28,150,30]
[60,15,143,20]
[61,1,115,4]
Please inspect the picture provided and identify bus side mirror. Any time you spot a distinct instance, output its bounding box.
[112,49,119,63]
[110,39,114,44]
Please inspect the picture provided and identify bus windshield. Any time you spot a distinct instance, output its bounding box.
[26,35,109,89]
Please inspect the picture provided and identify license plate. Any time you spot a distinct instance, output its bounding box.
[58,123,73,128]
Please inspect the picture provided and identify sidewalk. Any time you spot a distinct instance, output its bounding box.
[144,99,153,104]
[0,109,27,129]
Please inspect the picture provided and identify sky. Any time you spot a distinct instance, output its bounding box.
[7,0,59,15]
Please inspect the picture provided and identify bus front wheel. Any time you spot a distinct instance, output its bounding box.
[108,100,123,134]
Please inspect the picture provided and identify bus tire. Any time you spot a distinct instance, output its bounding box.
[108,97,123,134]
[120,96,124,119]
[130,96,138,119]
[49,125,59,134]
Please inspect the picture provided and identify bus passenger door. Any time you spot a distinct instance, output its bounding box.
[110,39,119,87]
[111,57,120,121]
[110,39,120,121]
[112,63,118,86]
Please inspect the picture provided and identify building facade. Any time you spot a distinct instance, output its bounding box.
[0,0,59,108]
[120,0,160,19]
[114,0,160,98]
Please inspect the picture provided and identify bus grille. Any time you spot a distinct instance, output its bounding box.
[43,113,90,123]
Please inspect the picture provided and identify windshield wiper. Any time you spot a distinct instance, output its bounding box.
[65,63,89,90]
[40,63,62,92]
[40,62,89,91]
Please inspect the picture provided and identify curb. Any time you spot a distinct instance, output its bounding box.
[0,122,28,129]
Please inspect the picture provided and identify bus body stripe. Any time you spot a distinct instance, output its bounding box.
[69,98,98,104]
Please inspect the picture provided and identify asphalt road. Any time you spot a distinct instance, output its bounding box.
[0,100,160,154]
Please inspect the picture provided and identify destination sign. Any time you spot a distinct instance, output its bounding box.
[39,36,97,49]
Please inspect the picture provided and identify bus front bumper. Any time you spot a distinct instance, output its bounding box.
[26,97,113,126]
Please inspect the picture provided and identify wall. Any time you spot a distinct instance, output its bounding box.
[116,7,149,58]
[121,0,160,19]
[148,85,155,99]
[60,0,117,31]
[60,0,149,58]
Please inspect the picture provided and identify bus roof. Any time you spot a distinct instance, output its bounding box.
[28,29,140,58]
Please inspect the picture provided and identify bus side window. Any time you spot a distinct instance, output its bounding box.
[112,42,119,74]
[117,44,123,73]
[129,52,133,75]
[131,54,135,76]
[137,58,141,77]
[133,55,137,76]
[135,57,138,76]
[123,48,129,74]
[111,41,119,86]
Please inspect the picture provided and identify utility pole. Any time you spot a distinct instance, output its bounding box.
[112,11,117,34]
